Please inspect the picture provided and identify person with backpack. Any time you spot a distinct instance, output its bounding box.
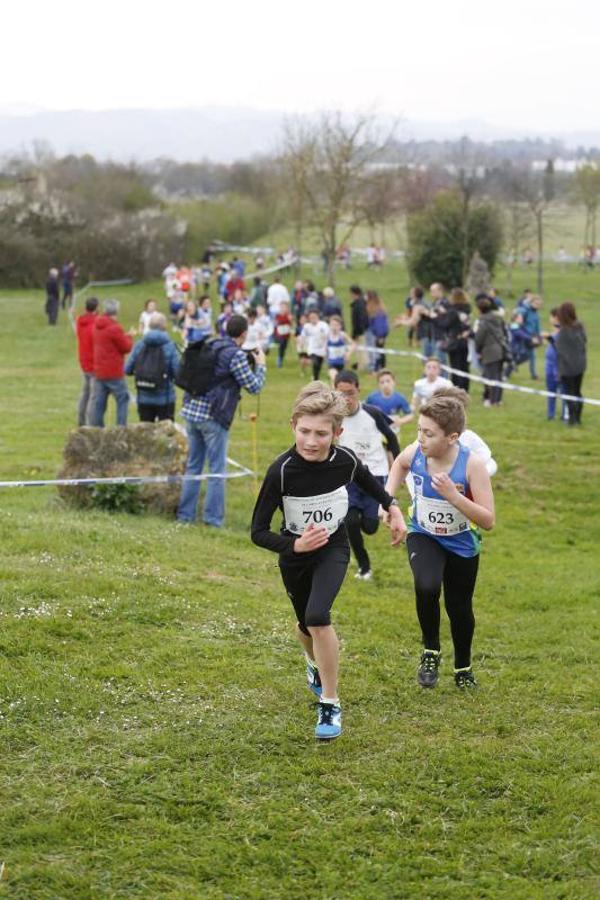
[176,315,266,527]
[125,313,179,422]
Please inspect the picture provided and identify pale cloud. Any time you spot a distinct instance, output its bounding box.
[2,0,598,131]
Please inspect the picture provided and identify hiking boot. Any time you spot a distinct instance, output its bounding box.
[417,650,441,688]
[454,668,477,689]
[315,702,342,741]
[306,659,322,698]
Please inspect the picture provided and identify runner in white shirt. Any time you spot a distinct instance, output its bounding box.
[335,369,400,579]
[411,357,452,411]
[266,277,291,318]
[301,310,330,380]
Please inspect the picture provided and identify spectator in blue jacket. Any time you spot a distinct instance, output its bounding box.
[125,312,180,422]
[516,292,542,379]
[544,308,564,421]
[366,290,389,372]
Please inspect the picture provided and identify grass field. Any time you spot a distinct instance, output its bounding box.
[0,260,599,898]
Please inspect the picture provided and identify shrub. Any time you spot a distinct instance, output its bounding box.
[407,191,503,288]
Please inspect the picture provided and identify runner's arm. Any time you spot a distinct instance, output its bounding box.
[250,467,296,554]
[363,404,400,458]
[385,442,417,497]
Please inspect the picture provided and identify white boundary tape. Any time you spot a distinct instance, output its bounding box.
[68,279,135,333]
[365,346,600,407]
[0,457,254,490]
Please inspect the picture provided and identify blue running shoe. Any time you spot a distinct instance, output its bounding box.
[306,659,322,697]
[315,701,342,741]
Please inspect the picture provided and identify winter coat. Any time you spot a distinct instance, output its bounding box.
[76,312,98,374]
[555,323,587,378]
[93,315,133,380]
[434,302,471,351]
[474,312,506,365]
[350,296,369,338]
[125,329,180,404]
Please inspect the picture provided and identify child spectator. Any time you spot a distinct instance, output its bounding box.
[366,370,413,430]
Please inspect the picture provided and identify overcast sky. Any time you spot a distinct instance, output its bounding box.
[2,0,598,134]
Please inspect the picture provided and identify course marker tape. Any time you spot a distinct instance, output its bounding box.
[0,458,254,489]
[365,346,600,407]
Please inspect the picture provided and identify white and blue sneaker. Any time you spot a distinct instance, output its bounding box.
[306,659,322,698]
[315,701,342,741]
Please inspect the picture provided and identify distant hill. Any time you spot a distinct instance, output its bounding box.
[1,106,599,163]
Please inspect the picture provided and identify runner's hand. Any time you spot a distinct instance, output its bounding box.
[431,472,459,501]
[388,506,407,545]
[293,523,329,553]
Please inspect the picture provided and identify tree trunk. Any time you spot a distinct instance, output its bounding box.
[536,210,544,294]
[326,226,337,287]
[294,220,303,280]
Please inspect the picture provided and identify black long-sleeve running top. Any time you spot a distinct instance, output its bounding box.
[251,444,396,556]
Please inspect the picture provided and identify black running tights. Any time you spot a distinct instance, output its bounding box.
[407,532,479,668]
[345,507,379,573]
[279,544,350,635]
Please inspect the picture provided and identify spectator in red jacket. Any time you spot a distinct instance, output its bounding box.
[90,298,136,427]
[75,296,99,425]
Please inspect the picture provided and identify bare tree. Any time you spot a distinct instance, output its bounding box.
[571,161,600,248]
[449,136,492,284]
[507,162,555,293]
[282,112,396,284]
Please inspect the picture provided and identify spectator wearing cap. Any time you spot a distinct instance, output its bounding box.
[90,299,136,427]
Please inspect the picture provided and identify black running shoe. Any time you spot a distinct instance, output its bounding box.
[417,650,441,688]
[454,668,477,688]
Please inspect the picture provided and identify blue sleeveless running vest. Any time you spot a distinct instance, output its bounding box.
[409,444,481,557]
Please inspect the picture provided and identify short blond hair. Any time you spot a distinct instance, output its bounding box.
[291,381,348,431]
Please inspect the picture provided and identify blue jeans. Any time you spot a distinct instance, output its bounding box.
[434,341,448,365]
[420,337,436,358]
[90,378,129,427]
[527,346,538,378]
[177,418,229,526]
[546,373,567,420]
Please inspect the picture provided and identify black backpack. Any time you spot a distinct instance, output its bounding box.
[133,343,169,391]
[175,337,226,397]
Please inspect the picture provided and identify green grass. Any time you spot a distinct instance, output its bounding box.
[0,261,599,898]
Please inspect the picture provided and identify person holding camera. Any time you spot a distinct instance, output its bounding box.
[176,315,266,527]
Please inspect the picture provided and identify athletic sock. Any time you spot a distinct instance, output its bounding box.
[424,648,441,656]
[320,696,340,706]
[454,665,472,673]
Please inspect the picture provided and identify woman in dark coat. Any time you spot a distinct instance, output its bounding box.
[474,296,506,406]
[555,302,587,425]
[432,287,472,391]
[45,267,60,325]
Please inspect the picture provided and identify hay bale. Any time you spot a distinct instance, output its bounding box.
[57,422,188,515]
